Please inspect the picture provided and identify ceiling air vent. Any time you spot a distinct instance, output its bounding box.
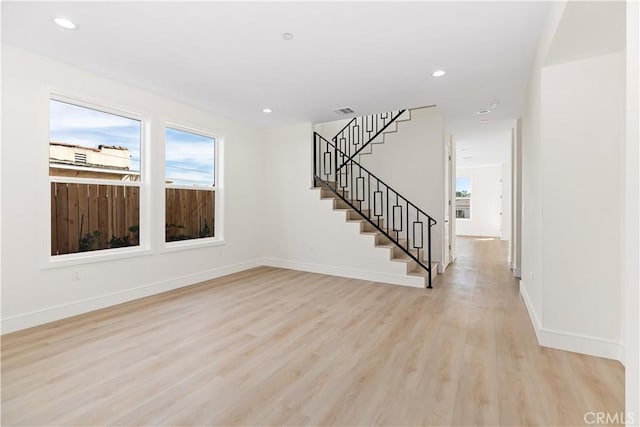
[333,107,355,116]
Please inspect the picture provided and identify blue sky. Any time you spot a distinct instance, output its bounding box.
[165,128,215,186]
[50,100,215,186]
[456,176,472,194]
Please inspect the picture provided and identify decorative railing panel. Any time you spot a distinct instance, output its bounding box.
[313,132,436,287]
[333,109,406,170]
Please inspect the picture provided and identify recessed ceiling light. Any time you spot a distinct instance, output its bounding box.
[282,33,294,41]
[431,70,446,77]
[477,110,490,115]
[489,99,501,108]
[481,119,488,123]
[263,108,272,113]
[53,17,77,30]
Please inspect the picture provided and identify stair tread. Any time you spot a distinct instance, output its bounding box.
[408,262,439,277]
[391,257,414,263]
[375,242,395,248]
[407,268,428,278]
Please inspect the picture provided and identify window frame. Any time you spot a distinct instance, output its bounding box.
[161,121,224,252]
[44,92,151,268]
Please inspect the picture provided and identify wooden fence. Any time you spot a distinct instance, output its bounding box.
[165,188,215,242]
[51,182,214,255]
[51,183,139,255]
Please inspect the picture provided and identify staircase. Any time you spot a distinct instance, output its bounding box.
[313,109,438,288]
[333,110,412,162]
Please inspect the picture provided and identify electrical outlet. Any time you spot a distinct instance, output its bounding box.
[72,271,80,281]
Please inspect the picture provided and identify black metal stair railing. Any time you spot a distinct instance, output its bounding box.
[333,109,407,170]
[313,132,437,287]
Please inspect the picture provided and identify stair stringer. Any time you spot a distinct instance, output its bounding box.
[314,183,437,287]
[307,185,428,288]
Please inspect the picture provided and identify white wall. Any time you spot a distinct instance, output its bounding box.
[511,120,523,277]
[262,123,424,287]
[539,51,624,354]
[1,46,266,333]
[501,154,512,242]
[521,1,566,352]
[456,166,502,237]
[625,0,640,419]
[449,135,457,263]
[314,118,350,144]
[520,1,626,361]
[355,107,446,269]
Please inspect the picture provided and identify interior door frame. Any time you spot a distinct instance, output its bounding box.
[442,135,455,269]
[448,135,456,264]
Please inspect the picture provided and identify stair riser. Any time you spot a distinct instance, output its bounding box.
[392,246,427,261]
[334,199,350,210]
[346,210,369,221]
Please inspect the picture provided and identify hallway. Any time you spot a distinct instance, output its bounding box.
[447,237,624,425]
[1,238,624,426]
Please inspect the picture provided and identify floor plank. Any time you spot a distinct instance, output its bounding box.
[1,238,625,426]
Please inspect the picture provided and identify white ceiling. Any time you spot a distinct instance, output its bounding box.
[2,1,550,139]
[456,129,511,169]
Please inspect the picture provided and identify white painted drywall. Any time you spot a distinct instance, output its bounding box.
[314,118,350,144]
[625,0,640,419]
[540,51,624,354]
[520,1,567,349]
[512,120,523,277]
[449,135,457,263]
[262,123,424,287]
[0,46,267,333]
[456,166,502,238]
[521,1,627,361]
[501,158,512,242]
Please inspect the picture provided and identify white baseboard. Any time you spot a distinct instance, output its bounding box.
[519,280,622,361]
[519,280,543,342]
[0,259,263,335]
[618,343,625,366]
[7,259,621,364]
[262,258,425,288]
[537,327,622,361]
[2,257,428,335]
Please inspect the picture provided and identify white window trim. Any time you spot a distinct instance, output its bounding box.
[162,121,224,252]
[43,92,151,268]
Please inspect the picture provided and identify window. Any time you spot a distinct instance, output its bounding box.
[165,127,216,243]
[455,177,471,219]
[49,99,142,256]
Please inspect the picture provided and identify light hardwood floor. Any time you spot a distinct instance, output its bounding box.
[1,238,624,426]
